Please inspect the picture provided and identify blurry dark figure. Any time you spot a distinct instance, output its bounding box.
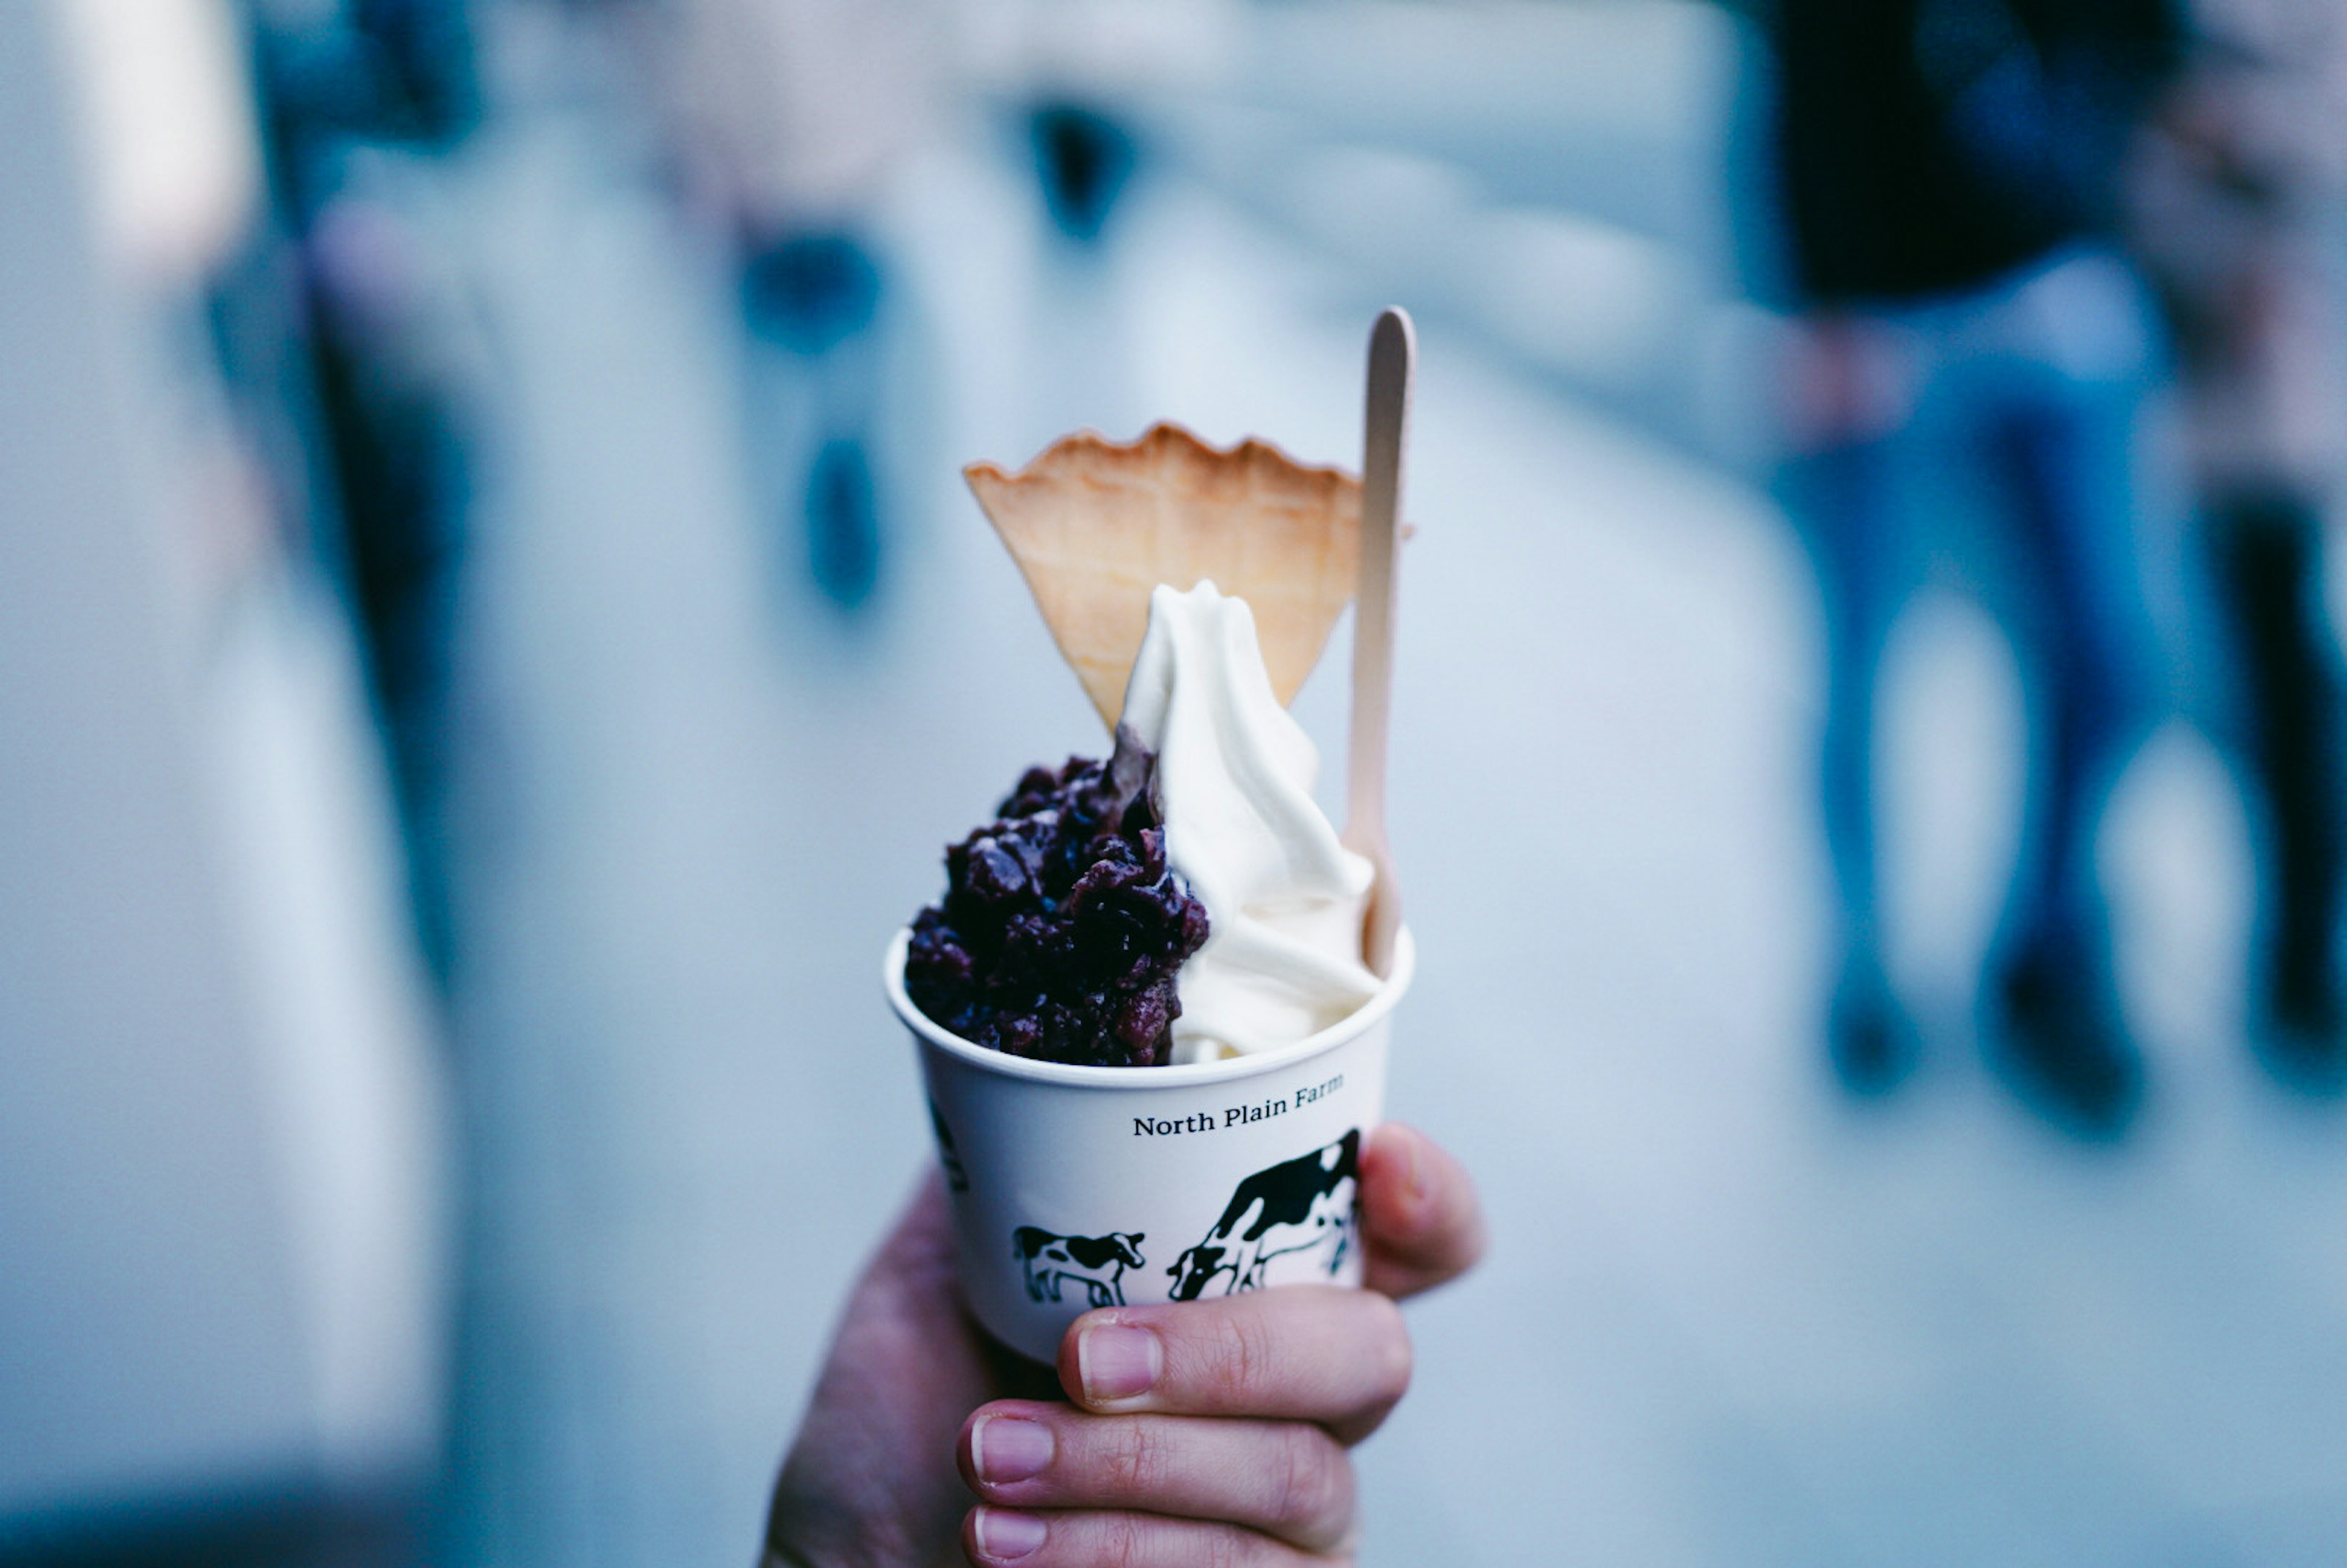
[216,0,483,985]
[1766,0,2181,1132]
[299,197,476,983]
[645,0,941,617]
[1029,101,1138,244]
[2126,0,2347,1088]
[741,229,886,607]
[252,0,479,150]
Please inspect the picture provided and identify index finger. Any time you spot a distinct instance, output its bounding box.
[1056,1286,1412,1445]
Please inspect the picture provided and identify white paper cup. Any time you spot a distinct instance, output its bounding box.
[886,927,1414,1363]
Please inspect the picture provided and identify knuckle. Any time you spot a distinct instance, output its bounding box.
[1218,1303,1280,1402]
[1268,1426,1353,1537]
[1098,1510,1151,1567]
[1197,1522,1256,1568]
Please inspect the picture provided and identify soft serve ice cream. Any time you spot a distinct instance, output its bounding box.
[904,580,1380,1067]
[1120,581,1381,1061]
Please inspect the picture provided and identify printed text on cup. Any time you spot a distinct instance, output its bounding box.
[1133,1073,1345,1137]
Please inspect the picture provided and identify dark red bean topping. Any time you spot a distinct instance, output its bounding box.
[905,726,1209,1067]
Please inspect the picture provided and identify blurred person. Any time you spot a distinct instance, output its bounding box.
[224,0,487,984]
[961,0,1238,436]
[760,1123,1485,1567]
[2126,0,2347,1086]
[1764,0,2183,1132]
[638,0,945,611]
[959,1,1200,248]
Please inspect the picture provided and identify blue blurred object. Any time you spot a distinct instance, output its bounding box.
[742,232,881,357]
[1029,102,1137,245]
[741,232,887,611]
[0,1491,420,1568]
[804,436,881,609]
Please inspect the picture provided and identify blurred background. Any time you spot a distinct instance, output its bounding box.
[6,0,2347,1563]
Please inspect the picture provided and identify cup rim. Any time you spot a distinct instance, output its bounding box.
[884,925,1414,1088]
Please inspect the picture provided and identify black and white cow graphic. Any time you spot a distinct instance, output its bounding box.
[1167,1130,1360,1301]
[1014,1228,1147,1308]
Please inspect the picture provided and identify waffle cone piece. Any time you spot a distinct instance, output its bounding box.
[965,423,1362,728]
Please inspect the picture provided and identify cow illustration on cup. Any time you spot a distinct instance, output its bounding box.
[1167,1130,1361,1300]
[1014,1228,1148,1307]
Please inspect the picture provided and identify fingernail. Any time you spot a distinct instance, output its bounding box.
[972,1507,1048,1560]
[971,1414,1053,1484]
[1077,1322,1161,1402]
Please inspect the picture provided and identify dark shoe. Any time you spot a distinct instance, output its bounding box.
[1991,938,2144,1139]
[1030,103,1137,244]
[806,436,880,609]
[1828,958,1919,1096]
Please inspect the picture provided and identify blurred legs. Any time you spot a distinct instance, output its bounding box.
[1796,436,1921,1093]
[1983,379,2153,1135]
[2208,493,2347,1085]
[741,230,885,610]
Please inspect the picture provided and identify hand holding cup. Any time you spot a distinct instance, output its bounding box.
[762,1123,1485,1568]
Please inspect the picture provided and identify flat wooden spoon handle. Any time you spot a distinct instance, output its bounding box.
[1347,307,1413,978]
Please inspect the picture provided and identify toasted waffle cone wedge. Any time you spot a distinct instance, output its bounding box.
[965,423,1362,728]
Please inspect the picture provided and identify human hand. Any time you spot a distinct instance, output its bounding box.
[760,1123,1485,1568]
[1787,310,1914,450]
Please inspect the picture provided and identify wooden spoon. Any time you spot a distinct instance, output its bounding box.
[1345,308,1413,978]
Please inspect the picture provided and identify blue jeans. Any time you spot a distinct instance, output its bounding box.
[1788,250,2164,1000]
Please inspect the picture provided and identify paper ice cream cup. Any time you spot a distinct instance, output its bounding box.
[886,926,1413,1363]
